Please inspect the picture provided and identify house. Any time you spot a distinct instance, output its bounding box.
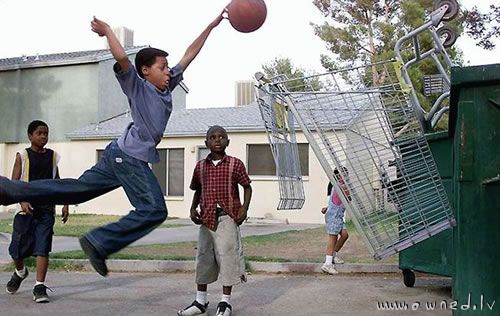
[0,47,338,224]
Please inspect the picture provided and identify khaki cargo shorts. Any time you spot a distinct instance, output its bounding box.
[195,215,246,286]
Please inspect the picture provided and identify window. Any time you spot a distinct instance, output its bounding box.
[96,149,104,162]
[152,149,185,196]
[197,146,211,161]
[247,144,309,176]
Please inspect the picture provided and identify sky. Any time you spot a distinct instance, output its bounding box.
[0,0,498,108]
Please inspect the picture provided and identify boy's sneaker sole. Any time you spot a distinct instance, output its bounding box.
[79,236,108,277]
[33,295,50,303]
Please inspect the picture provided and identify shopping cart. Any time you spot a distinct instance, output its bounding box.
[255,59,455,259]
[255,73,305,210]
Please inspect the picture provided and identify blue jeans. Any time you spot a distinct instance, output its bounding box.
[0,141,167,257]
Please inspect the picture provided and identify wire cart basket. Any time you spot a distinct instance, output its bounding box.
[255,60,455,260]
[255,72,306,210]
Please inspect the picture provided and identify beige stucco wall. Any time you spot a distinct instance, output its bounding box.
[1,131,348,224]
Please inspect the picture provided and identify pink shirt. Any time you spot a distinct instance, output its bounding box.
[332,190,343,206]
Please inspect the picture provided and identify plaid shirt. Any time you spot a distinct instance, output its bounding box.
[190,154,251,230]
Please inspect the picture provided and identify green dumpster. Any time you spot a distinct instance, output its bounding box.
[399,131,455,287]
[449,64,500,316]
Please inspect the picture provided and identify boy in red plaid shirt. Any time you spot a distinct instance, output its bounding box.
[178,125,252,316]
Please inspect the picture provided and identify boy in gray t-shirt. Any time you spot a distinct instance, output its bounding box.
[0,13,225,277]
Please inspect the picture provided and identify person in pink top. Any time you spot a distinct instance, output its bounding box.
[320,167,351,274]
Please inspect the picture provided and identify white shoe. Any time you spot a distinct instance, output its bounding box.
[334,256,345,264]
[321,263,338,275]
[177,300,208,316]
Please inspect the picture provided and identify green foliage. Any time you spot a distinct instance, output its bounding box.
[464,4,500,50]
[261,57,323,92]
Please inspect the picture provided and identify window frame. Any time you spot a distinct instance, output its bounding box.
[246,143,309,180]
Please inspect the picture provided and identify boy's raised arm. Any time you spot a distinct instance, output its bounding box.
[91,16,129,72]
[178,10,225,71]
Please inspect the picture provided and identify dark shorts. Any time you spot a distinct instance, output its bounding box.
[9,209,55,259]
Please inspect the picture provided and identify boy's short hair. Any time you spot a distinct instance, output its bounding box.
[135,47,169,79]
[206,125,227,138]
[27,120,48,135]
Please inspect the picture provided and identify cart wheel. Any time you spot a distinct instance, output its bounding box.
[437,26,457,48]
[402,269,415,287]
[433,0,459,21]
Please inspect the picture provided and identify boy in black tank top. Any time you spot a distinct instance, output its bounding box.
[5,120,69,303]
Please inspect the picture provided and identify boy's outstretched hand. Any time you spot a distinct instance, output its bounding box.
[91,16,111,37]
[209,8,227,29]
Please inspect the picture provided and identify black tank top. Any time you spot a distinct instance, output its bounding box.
[26,148,54,211]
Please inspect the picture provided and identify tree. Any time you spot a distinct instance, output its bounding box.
[464,4,500,50]
[312,0,402,69]
[310,0,467,129]
[261,57,323,92]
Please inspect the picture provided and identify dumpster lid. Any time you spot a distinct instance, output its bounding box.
[449,63,500,136]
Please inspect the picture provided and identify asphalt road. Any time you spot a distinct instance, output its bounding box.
[0,271,452,316]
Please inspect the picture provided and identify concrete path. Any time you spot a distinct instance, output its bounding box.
[0,271,453,316]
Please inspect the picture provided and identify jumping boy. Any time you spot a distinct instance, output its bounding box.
[0,12,225,276]
[178,125,252,316]
[5,120,69,303]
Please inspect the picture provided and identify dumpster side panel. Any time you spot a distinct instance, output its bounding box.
[452,65,500,316]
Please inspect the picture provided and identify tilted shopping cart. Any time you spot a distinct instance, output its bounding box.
[254,0,458,260]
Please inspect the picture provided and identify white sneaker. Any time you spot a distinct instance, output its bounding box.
[321,263,338,275]
[334,256,345,264]
[177,300,208,316]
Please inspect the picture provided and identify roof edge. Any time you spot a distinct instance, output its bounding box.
[0,46,147,71]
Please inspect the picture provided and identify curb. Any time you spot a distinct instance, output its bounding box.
[51,259,399,274]
[249,261,399,274]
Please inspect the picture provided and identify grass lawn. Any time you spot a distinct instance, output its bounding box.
[51,221,398,264]
[0,214,186,237]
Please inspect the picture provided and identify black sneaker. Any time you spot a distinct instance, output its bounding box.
[6,268,29,294]
[215,302,232,316]
[79,236,108,277]
[32,284,51,303]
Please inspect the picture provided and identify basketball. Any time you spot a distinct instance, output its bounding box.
[227,0,267,33]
